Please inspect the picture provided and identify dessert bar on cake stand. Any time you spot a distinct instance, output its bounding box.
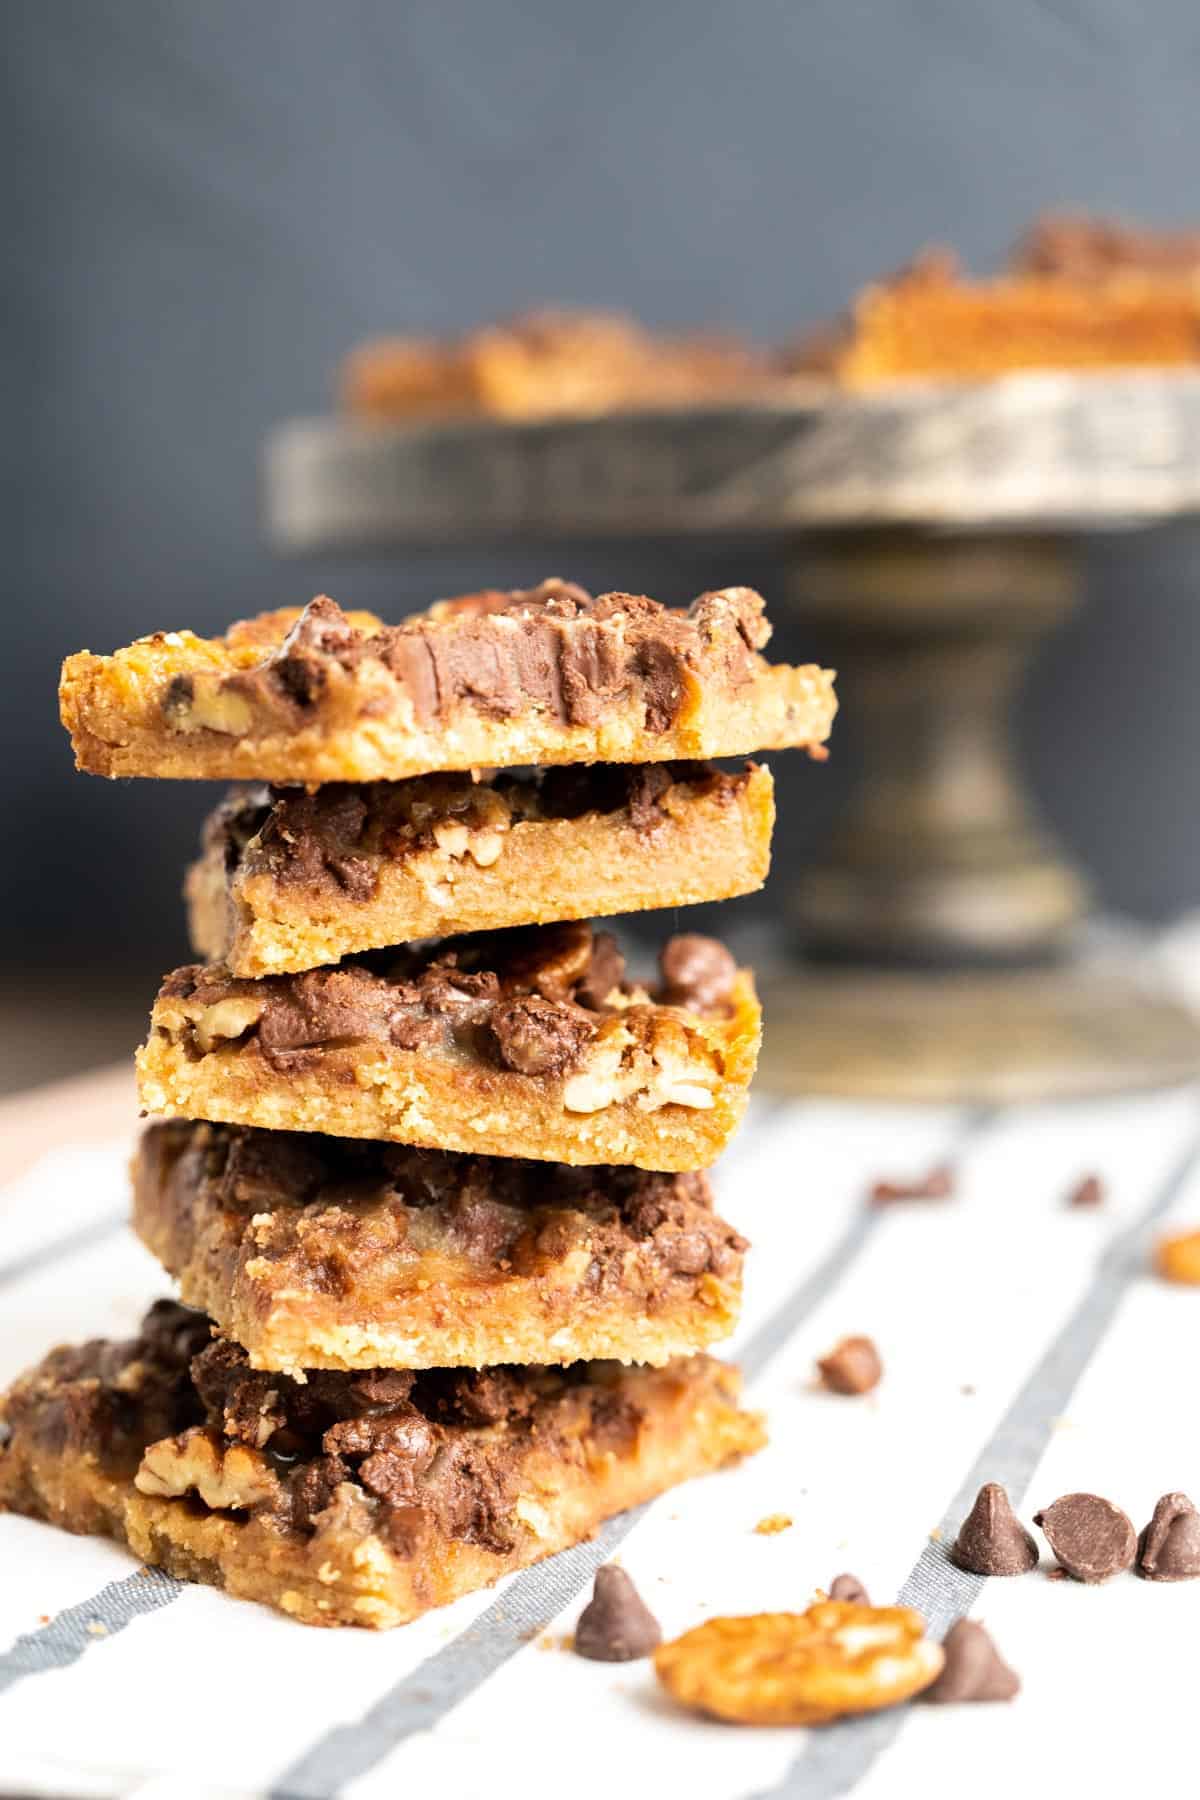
[264,371,1200,1101]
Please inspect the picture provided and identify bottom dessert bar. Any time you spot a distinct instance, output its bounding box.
[132,1121,747,1373]
[0,1302,765,1630]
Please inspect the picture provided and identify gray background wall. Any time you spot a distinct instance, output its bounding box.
[6,1,1200,1073]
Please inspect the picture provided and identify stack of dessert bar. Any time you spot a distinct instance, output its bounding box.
[0,581,835,1629]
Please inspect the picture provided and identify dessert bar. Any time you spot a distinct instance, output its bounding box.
[136,923,761,1171]
[60,583,836,784]
[342,308,764,421]
[133,1121,746,1373]
[0,1301,765,1629]
[787,213,1200,388]
[187,761,774,977]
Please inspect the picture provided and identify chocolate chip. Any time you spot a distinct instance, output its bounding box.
[489,996,592,1075]
[657,934,737,1011]
[625,763,674,833]
[829,1573,870,1605]
[816,1335,882,1396]
[573,1565,662,1662]
[1066,1174,1105,1208]
[950,1483,1039,1577]
[869,1165,955,1205]
[921,1620,1020,1705]
[287,1453,350,1534]
[1033,1492,1136,1583]
[575,930,626,1010]
[1137,1492,1200,1581]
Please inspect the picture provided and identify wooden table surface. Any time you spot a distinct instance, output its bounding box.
[0,1063,136,1187]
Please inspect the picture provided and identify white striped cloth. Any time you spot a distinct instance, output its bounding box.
[1,1086,1198,1800]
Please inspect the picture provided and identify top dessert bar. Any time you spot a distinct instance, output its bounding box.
[342,308,766,421]
[787,212,1200,388]
[59,581,836,784]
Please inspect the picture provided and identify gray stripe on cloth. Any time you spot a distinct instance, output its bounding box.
[0,1210,125,1291]
[0,1567,183,1697]
[755,1107,1200,1800]
[273,1105,982,1800]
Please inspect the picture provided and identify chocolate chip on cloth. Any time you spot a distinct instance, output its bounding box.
[1066,1174,1105,1208]
[1137,1492,1200,1581]
[921,1620,1020,1705]
[828,1573,870,1605]
[816,1335,882,1396]
[1034,1492,1136,1583]
[658,934,737,1013]
[574,1565,662,1661]
[869,1165,955,1205]
[950,1483,1039,1577]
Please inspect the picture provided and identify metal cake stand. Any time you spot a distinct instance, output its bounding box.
[263,371,1200,1101]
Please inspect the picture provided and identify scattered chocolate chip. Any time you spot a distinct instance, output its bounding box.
[1033,1493,1136,1583]
[1137,1492,1200,1581]
[829,1573,870,1605]
[657,934,737,1011]
[573,1565,662,1662]
[869,1165,955,1205]
[816,1335,882,1396]
[950,1483,1039,1577]
[1066,1174,1105,1209]
[921,1620,1020,1705]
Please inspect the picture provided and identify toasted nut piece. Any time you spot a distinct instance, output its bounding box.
[654,1600,943,1726]
[192,996,265,1054]
[135,1426,279,1511]
[431,821,471,858]
[1155,1228,1200,1284]
[468,830,504,867]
